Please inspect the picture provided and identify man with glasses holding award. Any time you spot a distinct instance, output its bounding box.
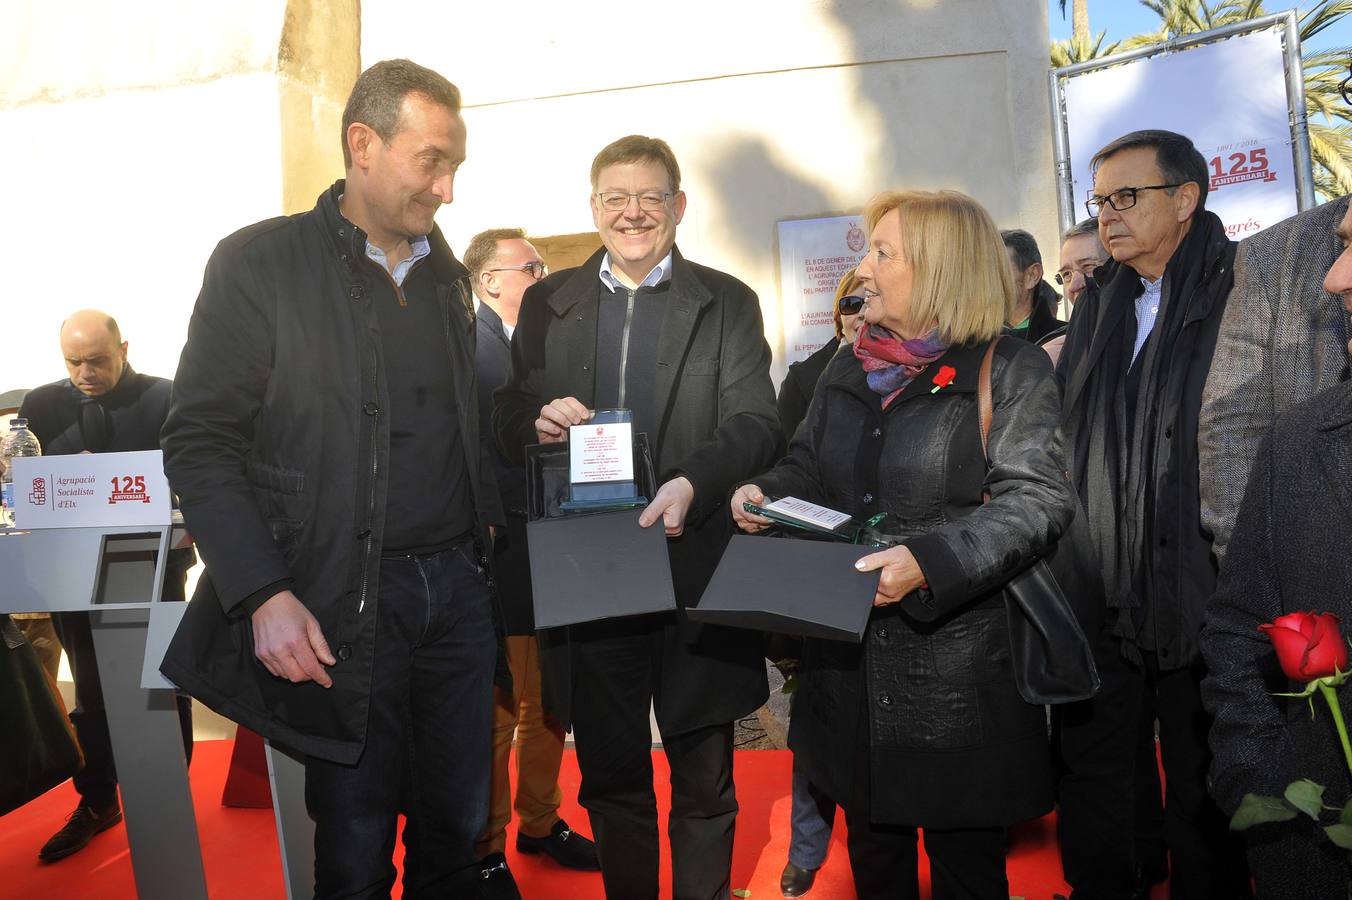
[493,135,780,899]
[1055,130,1248,899]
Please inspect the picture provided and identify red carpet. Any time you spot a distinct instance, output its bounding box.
[3,739,1125,898]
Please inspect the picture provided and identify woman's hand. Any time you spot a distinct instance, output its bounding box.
[730,484,772,533]
[855,544,926,607]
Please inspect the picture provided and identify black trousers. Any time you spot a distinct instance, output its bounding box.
[570,615,738,900]
[1056,633,1250,899]
[51,573,193,810]
[841,737,1007,899]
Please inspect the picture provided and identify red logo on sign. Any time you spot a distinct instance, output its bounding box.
[846,222,866,253]
[28,477,46,507]
[108,475,151,504]
[596,426,604,436]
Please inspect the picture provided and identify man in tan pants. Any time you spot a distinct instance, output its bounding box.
[465,228,600,895]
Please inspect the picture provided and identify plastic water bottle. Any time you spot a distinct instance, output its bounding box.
[1,418,42,526]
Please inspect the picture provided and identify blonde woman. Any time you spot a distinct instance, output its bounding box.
[733,190,1074,898]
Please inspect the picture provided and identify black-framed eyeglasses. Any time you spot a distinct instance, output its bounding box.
[594,191,672,212]
[838,294,865,315]
[488,261,547,280]
[1085,184,1183,217]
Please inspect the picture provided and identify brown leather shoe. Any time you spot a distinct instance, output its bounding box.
[780,861,818,897]
[39,803,123,862]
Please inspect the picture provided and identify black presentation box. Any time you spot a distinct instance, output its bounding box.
[524,436,676,629]
[685,534,878,642]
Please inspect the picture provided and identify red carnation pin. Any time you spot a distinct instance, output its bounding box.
[930,365,957,394]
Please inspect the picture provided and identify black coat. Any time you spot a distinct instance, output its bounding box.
[160,182,504,764]
[777,339,841,442]
[493,246,781,734]
[19,366,193,583]
[1200,382,1352,895]
[475,301,534,635]
[1058,211,1235,668]
[753,338,1074,827]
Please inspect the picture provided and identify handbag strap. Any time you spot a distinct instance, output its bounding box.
[977,336,1002,468]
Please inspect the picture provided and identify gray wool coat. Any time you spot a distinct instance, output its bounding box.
[1199,195,1351,561]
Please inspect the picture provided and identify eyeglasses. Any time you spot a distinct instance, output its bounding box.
[488,261,547,280]
[1054,261,1105,285]
[594,191,672,212]
[838,294,865,315]
[1085,184,1182,217]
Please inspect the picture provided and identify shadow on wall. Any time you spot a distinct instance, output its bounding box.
[701,135,838,270]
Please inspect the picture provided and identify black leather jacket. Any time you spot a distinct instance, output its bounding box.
[754,337,1074,826]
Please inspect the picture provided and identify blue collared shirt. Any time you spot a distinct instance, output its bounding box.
[598,250,673,293]
[1132,276,1163,364]
[366,235,431,288]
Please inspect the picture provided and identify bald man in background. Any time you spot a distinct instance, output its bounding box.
[19,310,193,863]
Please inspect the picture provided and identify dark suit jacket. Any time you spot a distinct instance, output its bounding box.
[474,301,534,634]
[1200,380,1352,895]
[1200,195,1351,561]
[493,245,781,733]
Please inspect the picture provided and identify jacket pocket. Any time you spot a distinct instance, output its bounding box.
[246,460,306,495]
[685,357,719,377]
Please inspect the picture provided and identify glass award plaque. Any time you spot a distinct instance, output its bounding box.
[559,409,648,513]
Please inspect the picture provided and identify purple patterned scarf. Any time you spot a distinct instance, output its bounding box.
[853,324,949,408]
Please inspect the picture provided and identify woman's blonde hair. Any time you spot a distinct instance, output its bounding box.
[863,190,1014,344]
[832,266,861,340]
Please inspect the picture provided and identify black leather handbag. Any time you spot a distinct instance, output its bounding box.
[1,615,84,815]
[978,339,1100,705]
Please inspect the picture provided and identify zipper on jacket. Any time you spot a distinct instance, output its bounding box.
[617,286,636,407]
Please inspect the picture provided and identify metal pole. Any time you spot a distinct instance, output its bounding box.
[1049,66,1076,235]
[1281,10,1318,210]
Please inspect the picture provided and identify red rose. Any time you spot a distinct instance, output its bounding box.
[932,365,956,389]
[1260,611,1349,681]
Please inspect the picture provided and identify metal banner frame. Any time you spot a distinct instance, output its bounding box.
[1049,10,1315,235]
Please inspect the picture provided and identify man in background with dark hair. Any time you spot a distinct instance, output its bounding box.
[464,228,599,894]
[1056,129,1249,899]
[1000,228,1066,343]
[160,60,505,896]
[495,134,779,900]
[20,309,194,863]
[1057,218,1109,308]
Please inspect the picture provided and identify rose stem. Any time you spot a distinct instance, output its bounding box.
[1318,682,1352,781]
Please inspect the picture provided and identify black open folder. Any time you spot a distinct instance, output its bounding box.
[685,534,878,642]
[524,437,676,629]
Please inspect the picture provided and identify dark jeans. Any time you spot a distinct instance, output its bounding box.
[1056,633,1250,899]
[51,573,194,810]
[570,616,738,900]
[841,735,1008,899]
[304,543,496,900]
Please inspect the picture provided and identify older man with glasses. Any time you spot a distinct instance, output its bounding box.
[494,134,780,900]
[1056,218,1109,308]
[1055,129,1250,900]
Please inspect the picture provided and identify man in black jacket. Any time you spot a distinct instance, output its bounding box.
[160,60,505,897]
[1001,228,1067,344]
[494,135,780,899]
[20,310,194,863]
[464,228,599,891]
[1056,129,1248,899]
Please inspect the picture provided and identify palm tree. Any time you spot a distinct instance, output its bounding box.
[1058,0,1092,44]
[1050,30,1122,67]
[1054,0,1352,199]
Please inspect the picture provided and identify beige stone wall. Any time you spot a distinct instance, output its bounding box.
[0,0,359,394]
[361,0,1057,380]
[1,0,1054,393]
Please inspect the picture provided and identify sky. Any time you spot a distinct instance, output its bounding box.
[1046,1,1352,55]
